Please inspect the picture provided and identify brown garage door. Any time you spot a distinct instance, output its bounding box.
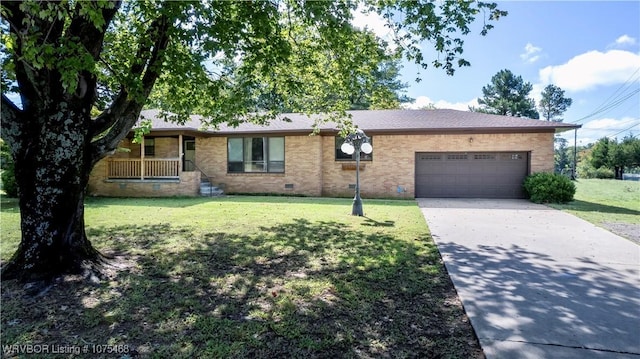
[415,152,529,198]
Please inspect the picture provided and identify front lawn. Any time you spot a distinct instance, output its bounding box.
[0,196,482,358]
[549,179,640,242]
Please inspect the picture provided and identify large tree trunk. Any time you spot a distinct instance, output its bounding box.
[1,1,169,285]
[1,104,103,283]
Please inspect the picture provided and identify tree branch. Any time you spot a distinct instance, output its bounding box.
[90,13,172,164]
[0,1,23,33]
[66,1,122,59]
[3,2,44,112]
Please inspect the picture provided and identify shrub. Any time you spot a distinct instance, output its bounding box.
[577,162,616,179]
[523,172,576,204]
[594,167,615,179]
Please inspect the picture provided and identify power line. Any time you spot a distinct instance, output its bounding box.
[592,67,639,112]
[607,123,639,139]
[570,87,640,124]
[569,68,640,124]
[613,99,640,119]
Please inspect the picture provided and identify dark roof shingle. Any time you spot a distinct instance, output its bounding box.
[139,109,580,134]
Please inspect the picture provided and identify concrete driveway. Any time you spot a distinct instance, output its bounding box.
[417,199,640,359]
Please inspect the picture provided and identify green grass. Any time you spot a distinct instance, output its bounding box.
[0,196,482,358]
[549,179,640,225]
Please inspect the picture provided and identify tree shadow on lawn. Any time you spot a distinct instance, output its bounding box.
[557,200,640,216]
[1,219,483,358]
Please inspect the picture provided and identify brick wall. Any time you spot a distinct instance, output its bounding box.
[88,170,199,197]
[321,131,555,198]
[195,135,323,196]
[88,131,554,198]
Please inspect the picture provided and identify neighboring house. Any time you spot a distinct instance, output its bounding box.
[88,109,580,199]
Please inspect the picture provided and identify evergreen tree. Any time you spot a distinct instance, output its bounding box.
[473,69,539,119]
[539,84,573,122]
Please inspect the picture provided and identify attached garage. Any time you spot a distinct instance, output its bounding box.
[415,151,529,198]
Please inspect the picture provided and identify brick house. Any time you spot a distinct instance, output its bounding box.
[87,109,580,199]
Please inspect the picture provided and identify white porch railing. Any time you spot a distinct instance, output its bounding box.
[107,158,180,179]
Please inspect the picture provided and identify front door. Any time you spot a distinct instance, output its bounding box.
[184,140,196,171]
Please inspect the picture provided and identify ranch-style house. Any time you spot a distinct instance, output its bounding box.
[87,109,580,199]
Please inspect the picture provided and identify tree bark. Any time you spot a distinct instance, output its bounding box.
[1,104,104,283]
[1,3,171,284]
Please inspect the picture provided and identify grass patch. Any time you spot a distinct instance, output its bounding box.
[548,179,640,242]
[1,196,482,358]
[549,179,640,224]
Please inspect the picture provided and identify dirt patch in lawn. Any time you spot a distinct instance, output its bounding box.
[601,222,640,245]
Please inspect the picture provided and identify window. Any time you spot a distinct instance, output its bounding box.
[144,138,155,156]
[420,154,442,161]
[474,154,496,160]
[335,137,373,161]
[447,154,467,160]
[228,137,285,173]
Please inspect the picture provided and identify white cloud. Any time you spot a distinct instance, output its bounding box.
[351,7,391,38]
[402,96,478,111]
[612,34,637,48]
[530,83,545,104]
[351,6,398,51]
[520,43,542,64]
[582,117,635,130]
[538,50,640,92]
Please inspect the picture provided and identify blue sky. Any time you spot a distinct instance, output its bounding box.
[353,1,640,146]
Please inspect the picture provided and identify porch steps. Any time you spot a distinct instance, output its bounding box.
[200,179,224,197]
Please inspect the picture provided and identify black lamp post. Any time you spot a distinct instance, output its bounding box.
[341,129,372,216]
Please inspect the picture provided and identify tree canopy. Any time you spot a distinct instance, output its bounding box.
[472,69,539,119]
[554,137,572,175]
[583,135,640,179]
[0,0,507,282]
[538,84,572,122]
[195,26,414,113]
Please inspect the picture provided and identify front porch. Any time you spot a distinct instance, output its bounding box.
[106,158,181,180]
[88,134,212,197]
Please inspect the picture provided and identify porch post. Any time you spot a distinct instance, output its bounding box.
[178,134,183,174]
[141,136,145,180]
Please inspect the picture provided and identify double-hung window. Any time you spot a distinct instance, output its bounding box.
[144,138,155,156]
[228,137,285,173]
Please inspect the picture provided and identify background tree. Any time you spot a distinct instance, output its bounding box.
[590,137,613,170]
[554,137,572,175]
[622,134,640,168]
[539,84,572,122]
[419,103,438,110]
[1,0,506,283]
[347,53,414,110]
[472,69,539,119]
[208,27,414,113]
[584,135,640,179]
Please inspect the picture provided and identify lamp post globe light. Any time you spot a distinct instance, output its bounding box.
[341,129,372,216]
